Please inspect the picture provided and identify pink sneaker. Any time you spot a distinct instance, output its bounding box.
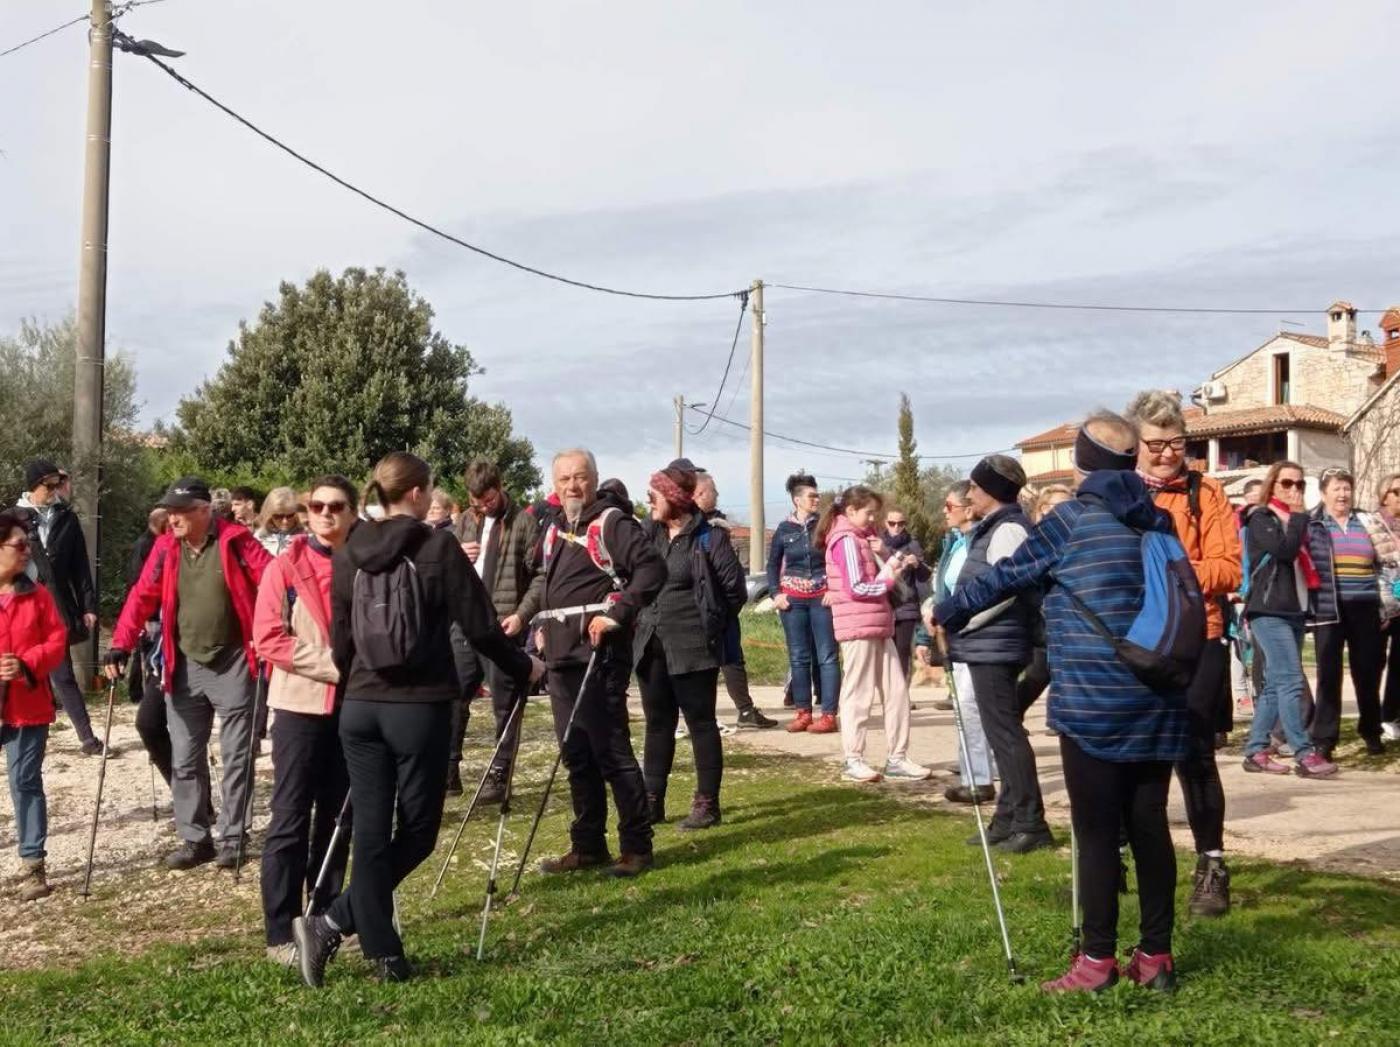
[1040,952,1119,994]
[1124,947,1177,992]
[1295,752,1338,779]
[1242,751,1290,775]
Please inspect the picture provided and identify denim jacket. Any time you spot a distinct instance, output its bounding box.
[766,514,827,597]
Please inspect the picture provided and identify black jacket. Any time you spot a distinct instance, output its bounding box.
[331,515,531,703]
[944,504,1034,666]
[11,500,96,643]
[1242,506,1311,622]
[540,489,665,668]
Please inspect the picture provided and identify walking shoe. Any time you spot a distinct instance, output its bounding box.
[968,820,1013,847]
[678,793,721,831]
[737,707,779,730]
[842,758,882,783]
[1124,947,1177,991]
[292,914,342,988]
[445,762,463,796]
[1363,736,1386,757]
[674,723,689,740]
[266,943,297,965]
[1243,752,1290,775]
[80,737,106,757]
[1295,753,1339,779]
[943,784,995,804]
[1040,953,1119,994]
[539,850,612,875]
[994,829,1056,855]
[16,859,51,902]
[477,766,508,806]
[785,710,814,733]
[165,838,216,871]
[806,713,838,734]
[1189,855,1230,918]
[372,956,413,983]
[1381,721,1400,742]
[1235,695,1254,716]
[214,841,242,869]
[608,852,654,878]
[646,791,667,826]
[882,756,932,781]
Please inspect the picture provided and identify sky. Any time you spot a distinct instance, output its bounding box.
[4,0,1400,524]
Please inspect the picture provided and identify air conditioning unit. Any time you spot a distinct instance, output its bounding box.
[1201,380,1228,402]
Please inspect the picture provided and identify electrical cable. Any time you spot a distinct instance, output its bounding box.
[0,13,88,59]
[686,292,749,437]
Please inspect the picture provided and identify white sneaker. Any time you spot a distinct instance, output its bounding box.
[1382,721,1400,742]
[674,724,689,740]
[842,758,882,783]
[883,756,932,781]
[717,722,737,737]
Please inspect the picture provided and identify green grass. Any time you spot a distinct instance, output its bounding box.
[739,608,789,686]
[1,721,1396,1045]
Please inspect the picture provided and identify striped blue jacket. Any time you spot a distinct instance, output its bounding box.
[936,471,1189,763]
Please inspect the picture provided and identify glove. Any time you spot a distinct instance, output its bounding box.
[102,648,130,680]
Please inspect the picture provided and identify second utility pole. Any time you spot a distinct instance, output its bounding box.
[747,280,765,575]
[674,394,685,461]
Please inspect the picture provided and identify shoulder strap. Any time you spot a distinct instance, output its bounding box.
[1185,470,1202,520]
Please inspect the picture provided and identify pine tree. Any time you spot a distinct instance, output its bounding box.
[891,394,935,548]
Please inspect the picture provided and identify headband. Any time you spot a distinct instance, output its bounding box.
[1073,426,1138,473]
[970,460,1023,505]
[649,470,695,510]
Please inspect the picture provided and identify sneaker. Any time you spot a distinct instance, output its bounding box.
[1295,753,1339,779]
[646,791,667,826]
[943,784,995,805]
[842,758,882,783]
[1124,947,1177,991]
[806,713,838,734]
[994,829,1056,855]
[1189,855,1230,918]
[968,820,1013,847]
[1381,721,1400,742]
[1040,953,1119,994]
[1242,752,1290,775]
[266,943,297,965]
[882,756,932,781]
[445,762,463,796]
[165,838,216,871]
[372,955,412,983]
[539,850,612,875]
[608,852,654,878]
[214,841,242,869]
[292,914,342,988]
[717,722,738,737]
[737,707,779,730]
[677,793,721,831]
[1235,695,1254,716]
[785,710,814,733]
[1363,737,1386,757]
[674,723,689,740]
[477,766,508,806]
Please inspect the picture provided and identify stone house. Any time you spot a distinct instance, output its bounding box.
[1341,309,1400,510]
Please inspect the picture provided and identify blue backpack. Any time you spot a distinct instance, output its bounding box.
[1061,529,1206,692]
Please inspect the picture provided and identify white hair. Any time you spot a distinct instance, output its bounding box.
[551,448,598,478]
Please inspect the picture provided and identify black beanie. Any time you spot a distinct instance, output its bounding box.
[970,458,1023,505]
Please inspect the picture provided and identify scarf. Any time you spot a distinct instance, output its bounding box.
[1269,498,1320,590]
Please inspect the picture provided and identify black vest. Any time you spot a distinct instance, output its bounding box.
[945,503,1033,666]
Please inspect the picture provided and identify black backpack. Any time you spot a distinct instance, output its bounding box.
[351,557,427,671]
[690,522,732,643]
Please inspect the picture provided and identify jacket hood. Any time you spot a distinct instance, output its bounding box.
[570,486,634,526]
[1079,470,1172,533]
[345,514,427,572]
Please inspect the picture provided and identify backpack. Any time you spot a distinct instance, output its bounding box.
[541,507,623,588]
[1060,528,1206,692]
[351,557,427,671]
[690,522,730,643]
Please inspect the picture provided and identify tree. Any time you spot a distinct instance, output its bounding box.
[889,394,936,549]
[172,268,540,496]
[0,317,160,612]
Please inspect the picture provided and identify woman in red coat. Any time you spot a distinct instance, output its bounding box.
[0,509,69,901]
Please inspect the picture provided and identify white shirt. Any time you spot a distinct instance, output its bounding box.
[474,513,498,581]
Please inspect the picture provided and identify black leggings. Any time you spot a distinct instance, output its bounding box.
[1061,736,1176,959]
[135,667,173,787]
[1314,599,1384,747]
[1174,639,1227,854]
[636,638,722,799]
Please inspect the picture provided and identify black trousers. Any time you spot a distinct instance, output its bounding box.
[135,665,173,787]
[969,662,1047,835]
[448,624,487,766]
[893,619,917,683]
[1015,647,1049,716]
[326,700,451,960]
[1313,599,1384,748]
[1061,736,1176,958]
[1383,625,1400,724]
[261,709,350,946]
[637,638,723,799]
[1174,639,1228,854]
[547,656,652,857]
[449,640,524,773]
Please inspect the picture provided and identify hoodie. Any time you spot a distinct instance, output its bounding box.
[936,470,1188,763]
[10,493,96,642]
[330,515,531,704]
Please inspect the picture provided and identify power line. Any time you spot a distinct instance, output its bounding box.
[128,49,747,303]
[0,13,88,60]
[769,282,1383,317]
[686,292,749,437]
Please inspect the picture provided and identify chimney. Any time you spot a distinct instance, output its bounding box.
[1327,300,1358,345]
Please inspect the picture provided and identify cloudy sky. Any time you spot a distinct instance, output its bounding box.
[5,0,1400,522]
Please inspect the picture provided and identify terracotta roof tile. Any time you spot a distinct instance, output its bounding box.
[1186,404,1346,439]
[1015,422,1077,449]
[1027,468,1076,483]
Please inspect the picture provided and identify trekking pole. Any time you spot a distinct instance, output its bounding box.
[476,687,531,961]
[287,790,353,968]
[149,759,158,822]
[942,648,1023,983]
[81,681,121,899]
[233,663,267,882]
[1069,822,1081,959]
[507,649,600,898]
[430,689,530,899]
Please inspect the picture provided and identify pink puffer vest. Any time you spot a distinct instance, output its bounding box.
[823,515,894,642]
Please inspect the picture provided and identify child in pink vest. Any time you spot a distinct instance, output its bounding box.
[819,487,931,783]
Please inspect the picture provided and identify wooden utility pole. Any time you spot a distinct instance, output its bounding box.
[72,0,113,676]
[748,280,765,574]
[674,394,685,461]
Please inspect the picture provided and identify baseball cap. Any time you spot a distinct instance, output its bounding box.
[158,476,213,509]
[23,458,63,491]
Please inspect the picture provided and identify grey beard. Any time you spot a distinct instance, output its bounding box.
[564,497,585,524]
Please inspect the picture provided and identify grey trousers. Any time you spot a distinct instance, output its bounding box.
[50,649,97,744]
[167,648,256,845]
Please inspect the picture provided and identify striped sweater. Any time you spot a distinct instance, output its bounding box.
[1325,514,1377,603]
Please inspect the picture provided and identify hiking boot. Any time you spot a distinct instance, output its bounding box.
[995,829,1056,855]
[882,756,932,781]
[1124,947,1177,991]
[214,841,242,869]
[786,709,813,733]
[968,821,1013,847]
[1189,855,1230,918]
[737,707,778,730]
[842,758,883,783]
[292,914,342,988]
[477,766,508,806]
[608,852,654,878]
[165,838,216,871]
[16,859,51,902]
[373,956,413,983]
[445,762,463,796]
[943,784,995,805]
[646,791,667,826]
[1040,952,1119,994]
[539,850,612,875]
[266,943,297,965]
[1243,751,1290,775]
[1295,753,1338,779]
[1363,737,1386,757]
[806,713,838,734]
[677,793,721,831]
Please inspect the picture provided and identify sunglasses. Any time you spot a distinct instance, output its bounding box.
[271,512,301,523]
[887,520,907,529]
[1142,437,1187,454]
[307,500,348,515]
[1277,478,1304,491]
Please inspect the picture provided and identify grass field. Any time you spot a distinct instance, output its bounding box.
[738,608,789,686]
[2,716,1396,1045]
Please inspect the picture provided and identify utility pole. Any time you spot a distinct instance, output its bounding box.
[748,279,765,574]
[674,394,685,461]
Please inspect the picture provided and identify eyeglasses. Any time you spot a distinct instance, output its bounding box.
[1,538,30,551]
[943,501,966,512]
[1142,437,1187,454]
[40,479,62,491]
[307,500,348,515]
[271,513,300,524]
[886,520,907,529]
[1277,478,1304,491]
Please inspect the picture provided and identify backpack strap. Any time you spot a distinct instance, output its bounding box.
[548,507,624,589]
[1185,470,1203,521]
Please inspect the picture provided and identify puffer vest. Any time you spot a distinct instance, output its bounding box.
[945,503,1033,666]
[823,515,894,642]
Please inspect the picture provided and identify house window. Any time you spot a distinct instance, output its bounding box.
[1273,353,1291,405]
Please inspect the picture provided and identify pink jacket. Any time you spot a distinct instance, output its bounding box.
[253,536,338,716]
[823,515,895,641]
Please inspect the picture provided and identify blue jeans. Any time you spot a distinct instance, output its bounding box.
[1246,616,1314,760]
[779,597,841,715]
[2,725,49,859]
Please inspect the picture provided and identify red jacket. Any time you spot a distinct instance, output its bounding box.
[0,577,67,727]
[253,535,338,716]
[112,520,272,692]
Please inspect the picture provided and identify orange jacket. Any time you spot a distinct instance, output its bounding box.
[1149,471,1242,639]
